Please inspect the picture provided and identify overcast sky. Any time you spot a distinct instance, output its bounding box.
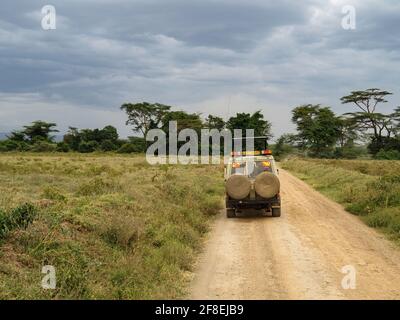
[0,0,399,139]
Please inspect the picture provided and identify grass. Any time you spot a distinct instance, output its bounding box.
[281,158,400,242]
[0,153,224,299]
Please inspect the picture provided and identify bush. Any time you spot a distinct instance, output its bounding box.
[334,146,360,159]
[0,140,20,151]
[117,137,146,154]
[375,149,400,160]
[117,143,136,154]
[17,141,31,151]
[31,141,57,152]
[0,203,37,239]
[100,140,117,152]
[78,141,99,153]
[128,137,146,152]
[309,148,335,159]
[365,208,400,234]
[56,142,70,152]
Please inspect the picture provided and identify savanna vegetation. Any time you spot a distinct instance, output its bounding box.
[0,88,399,298]
[2,88,399,160]
[274,89,400,160]
[0,154,224,299]
[281,158,400,242]
[0,103,272,155]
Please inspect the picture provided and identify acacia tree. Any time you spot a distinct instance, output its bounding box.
[121,102,171,137]
[226,111,272,150]
[340,89,395,154]
[204,115,225,130]
[161,111,203,132]
[22,121,58,142]
[291,104,341,156]
[226,111,272,138]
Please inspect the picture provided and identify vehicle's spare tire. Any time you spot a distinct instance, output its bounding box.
[226,175,251,200]
[254,172,280,199]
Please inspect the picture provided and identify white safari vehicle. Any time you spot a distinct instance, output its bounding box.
[224,149,281,218]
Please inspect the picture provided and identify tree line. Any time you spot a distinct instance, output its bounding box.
[274,89,400,160]
[1,88,399,159]
[0,105,271,154]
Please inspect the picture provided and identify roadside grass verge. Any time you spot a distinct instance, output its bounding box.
[0,154,224,299]
[281,158,400,242]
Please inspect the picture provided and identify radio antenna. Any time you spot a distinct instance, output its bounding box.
[226,95,231,120]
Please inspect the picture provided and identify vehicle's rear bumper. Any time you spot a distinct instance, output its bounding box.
[226,196,280,210]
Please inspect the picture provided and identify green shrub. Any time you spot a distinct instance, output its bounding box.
[9,203,37,228]
[100,140,117,151]
[1,141,31,152]
[128,137,146,152]
[375,149,400,160]
[365,208,400,235]
[334,147,359,159]
[78,141,99,153]
[117,143,138,153]
[0,210,10,238]
[365,212,392,228]
[31,141,57,152]
[56,142,70,152]
[0,203,37,239]
[117,137,146,154]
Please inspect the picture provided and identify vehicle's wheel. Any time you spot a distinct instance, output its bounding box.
[272,207,281,217]
[226,209,236,218]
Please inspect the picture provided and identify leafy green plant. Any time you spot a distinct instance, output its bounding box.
[31,141,57,152]
[0,203,37,239]
[375,149,400,160]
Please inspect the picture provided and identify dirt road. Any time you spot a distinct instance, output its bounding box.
[189,169,400,299]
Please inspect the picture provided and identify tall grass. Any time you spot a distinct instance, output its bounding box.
[0,154,224,299]
[281,158,400,241]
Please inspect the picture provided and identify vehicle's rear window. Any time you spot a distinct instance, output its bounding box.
[231,162,246,175]
[249,160,273,178]
[230,160,273,177]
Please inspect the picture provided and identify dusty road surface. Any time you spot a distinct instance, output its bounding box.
[189,169,400,300]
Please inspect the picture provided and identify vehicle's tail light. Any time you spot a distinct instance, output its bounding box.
[232,162,241,168]
[261,149,272,155]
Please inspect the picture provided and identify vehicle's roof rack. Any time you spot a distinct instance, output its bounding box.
[231,150,272,156]
[232,136,268,150]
